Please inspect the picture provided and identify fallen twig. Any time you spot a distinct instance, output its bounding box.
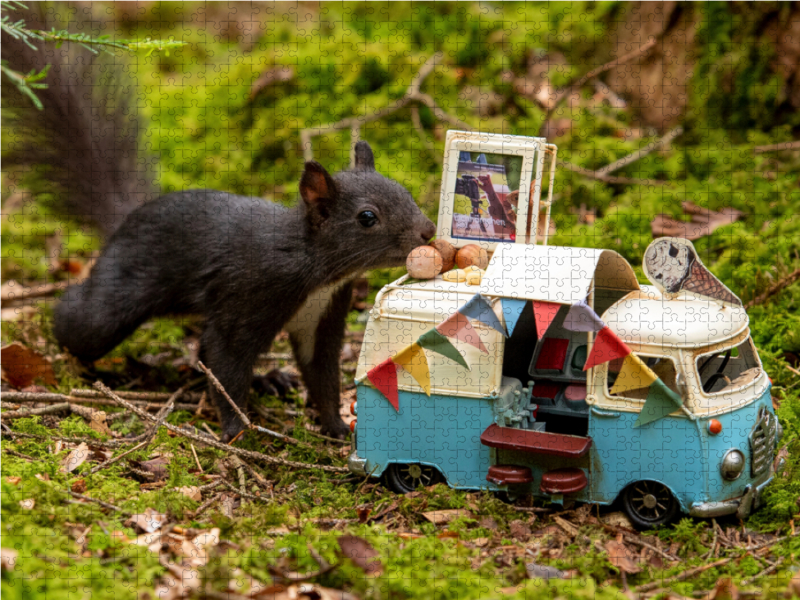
[1,281,69,303]
[741,556,785,587]
[4,430,124,448]
[745,268,800,309]
[754,140,800,153]
[1,402,70,419]
[93,382,347,473]
[191,491,223,519]
[89,439,149,474]
[301,52,471,163]
[197,361,309,448]
[594,126,683,178]
[559,160,669,186]
[5,390,200,412]
[636,558,733,593]
[67,490,129,515]
[540,38,657,135]
[3,448,38,461]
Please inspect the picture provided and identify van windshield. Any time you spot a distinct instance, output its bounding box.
[695,337,762,395]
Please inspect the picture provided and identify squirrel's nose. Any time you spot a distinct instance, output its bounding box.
[419,220,436,244]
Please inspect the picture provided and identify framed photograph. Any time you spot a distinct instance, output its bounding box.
[436,131,548,251]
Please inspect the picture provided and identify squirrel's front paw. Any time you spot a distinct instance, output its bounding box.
[319,418,350,440]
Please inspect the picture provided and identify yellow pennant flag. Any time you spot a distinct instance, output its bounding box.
[610,354,659,395]
[392,342,431,396]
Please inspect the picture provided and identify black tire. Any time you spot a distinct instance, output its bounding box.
[385,463,442,494]
[622,481,680,529]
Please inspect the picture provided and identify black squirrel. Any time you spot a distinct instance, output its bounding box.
[2,8,436,440]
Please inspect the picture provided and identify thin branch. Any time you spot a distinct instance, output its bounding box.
[1,281,69,303]
[635,558,733,593]
[89,440,149,474]
[197,361,308,447]
[92,382,347,473]
[67,491,128,515]
[1,402,70,419]
[301,52,470,161]
[558,160,669,186]
[741,556,784,587]
[754,140,800,153]
[594,126,683,178]
[745,268,800,309]
[540,38,657,135]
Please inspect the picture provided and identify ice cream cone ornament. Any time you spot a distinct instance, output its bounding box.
[643,237,742,306]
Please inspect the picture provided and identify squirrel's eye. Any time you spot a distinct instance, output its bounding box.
[357,210,378,228]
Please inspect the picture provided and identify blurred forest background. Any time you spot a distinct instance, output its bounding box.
[3,2,800,599]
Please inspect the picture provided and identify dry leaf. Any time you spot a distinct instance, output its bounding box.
[89,411,113,436]
[605,539,642,574]
[19,498,35,510]
[6,477,21,486]
[711,578,738,600]
[472,537,490,548]
[479,516,498,530]
[60,442,90,474]
[177,487,202,502]
[220,494,236,518]
[651,201,743,240]
[1,342,57,388]
[128,508,168,534]
[784,571,800,598]
[71,479,87,494]
[337,535,383,576]
[133,456,170,481]
[422,509,473,525]
[509,519,532,542]
[603,512,634,530]
[1,548,17,571]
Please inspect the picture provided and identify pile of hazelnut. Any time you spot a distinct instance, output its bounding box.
[406,240,488,285]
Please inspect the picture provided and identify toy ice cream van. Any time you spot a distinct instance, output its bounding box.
[348,132,780,528]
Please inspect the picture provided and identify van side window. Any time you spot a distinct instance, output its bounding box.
[606,354,681,401]
[695,338,761,395]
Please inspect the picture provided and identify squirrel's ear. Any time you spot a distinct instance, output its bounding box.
[353,141,376,171]
[300,161,338,212]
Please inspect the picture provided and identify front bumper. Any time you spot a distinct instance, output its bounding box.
[348,450,368,476]
[689,472,773,519]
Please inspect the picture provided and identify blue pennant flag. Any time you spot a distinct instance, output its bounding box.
[459,294,507,336]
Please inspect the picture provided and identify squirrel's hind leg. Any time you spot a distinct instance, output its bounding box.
[200,322,271,442]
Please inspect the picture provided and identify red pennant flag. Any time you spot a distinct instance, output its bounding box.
[436,312,488,353]
[532,301,560,340]
[584,326,632,371]
[366,358,400,411]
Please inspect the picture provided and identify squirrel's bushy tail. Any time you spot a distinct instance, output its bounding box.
[1,5,155,236]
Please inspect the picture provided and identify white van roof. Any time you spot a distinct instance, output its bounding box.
[478,243,640,303]
[603,287,750,349]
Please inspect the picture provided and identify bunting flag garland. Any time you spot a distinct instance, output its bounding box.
[501,298,527,337]
[584,326,633,371]
[609,354,658,395]
[436,312,488,353]
[392,342,431,396]
[418,329,470,370]
[563,299,605,332]
[366,358,400,411]
[532,301,560,340]
[459,294,507,336]
[634,379,684,428]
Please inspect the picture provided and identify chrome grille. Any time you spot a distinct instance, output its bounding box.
[749,406,776,477]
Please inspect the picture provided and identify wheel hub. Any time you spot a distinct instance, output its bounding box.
[643,494,657,509]
[407,464,423,479]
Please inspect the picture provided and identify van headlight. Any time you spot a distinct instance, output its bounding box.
[721,449,746,481]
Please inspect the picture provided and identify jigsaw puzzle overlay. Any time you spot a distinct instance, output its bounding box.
[1,3,799,600]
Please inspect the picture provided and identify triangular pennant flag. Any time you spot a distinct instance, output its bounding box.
[500,298,527,337]
[609,353,658,395]
[418,329,470,370]
[436,312,488,354]
[366,358,399,411]
[459,293,506,336]
[393,342,431,396]
[532,301,560,340]
[584,326,633,371]
[563,299,605,332]
[634,378,684,428]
